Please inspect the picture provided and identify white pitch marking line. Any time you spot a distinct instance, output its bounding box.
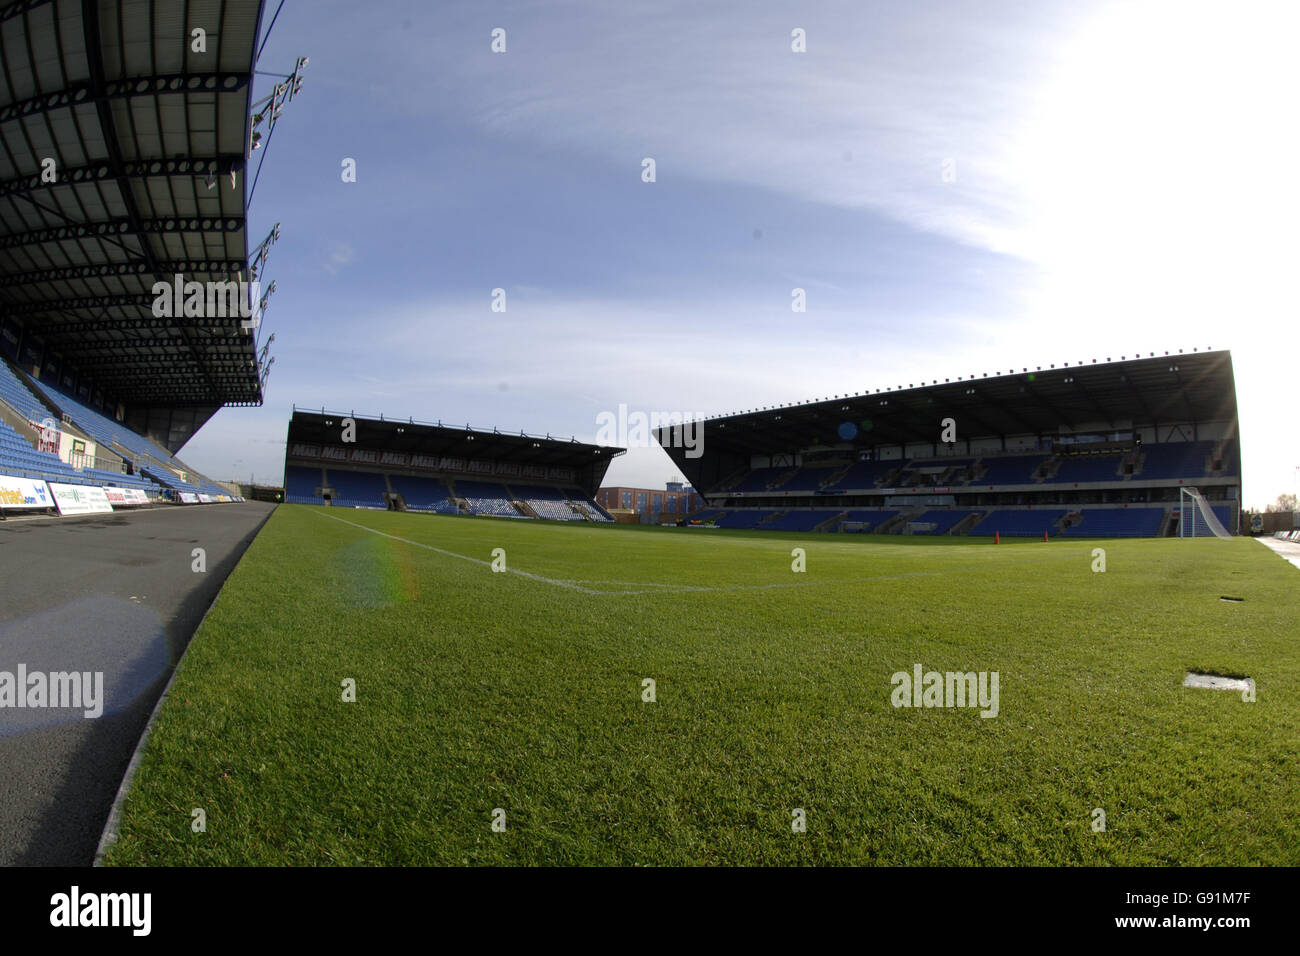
[315,510,624,594]
[315,509,1084,598]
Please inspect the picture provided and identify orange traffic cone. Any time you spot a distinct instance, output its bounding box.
[994,531,1000,545]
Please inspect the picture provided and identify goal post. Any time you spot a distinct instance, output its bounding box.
[1179,487,1232,539]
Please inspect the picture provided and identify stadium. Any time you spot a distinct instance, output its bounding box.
[1,0,1298,887]
[281,407,620,521]
[654,349,1243,539]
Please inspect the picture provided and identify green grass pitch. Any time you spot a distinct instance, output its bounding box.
[103,504,1300,865]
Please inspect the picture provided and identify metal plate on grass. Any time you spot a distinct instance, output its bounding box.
[1184,673,1252,692]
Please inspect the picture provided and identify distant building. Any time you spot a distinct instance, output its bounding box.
[597,482,702,516]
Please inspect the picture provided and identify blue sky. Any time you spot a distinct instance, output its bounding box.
[180,0,1299,510]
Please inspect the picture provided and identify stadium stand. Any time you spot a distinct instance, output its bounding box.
[968,510,1068,537]
[1060,507,1166,537]
[907,510,978,535]
[0,0,279,517]
[283,410,624,524]
[1,363,159,493]
[286,465,325,505]
[571,499,615,522]
[823,459,897,491]
[974,455,1049,485]
[729,467,796,494]
[454,480,521,517]
[0,366,235,501]
[0,420,156,491]
[841,509,900,531]
[902,459,976,487]
[654,353,1242,538]
[0,420,88,485]
[762,509,840,531]
[389,475,459,514]
[285,458,616,522]
[509,484,584,521]
[30,381,227,495]
[586,498,615,520]
[0,359,233,500]
[1136,441,1223,480]
[1049,453,1125,483]
[714,510,777,529]
[325,469,388,509]
[0,359,56,421]
[777,466,842,492]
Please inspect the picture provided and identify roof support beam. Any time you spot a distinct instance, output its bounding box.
[976,389,1044,436]
[68,364,256,377]
[32,319,252,338]
[1017,383,1078,431]
[0,216,245,250]
[119,392,261,405]
[0,72,251,126]
[1117,374,1159,426]
[0,0,53,26]
[0,258,246,289]
[88,0,230,403]
[32,315,250,335]
[1153,368,1199,424]
[3,290,154,313]
[1064,378,1116,428]
[947,406,1006,440]
[0,153,245,199]
[1169,359,1231,423]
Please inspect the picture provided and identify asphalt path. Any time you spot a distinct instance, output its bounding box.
[0,501,275,865]
[1255,534,1300,572]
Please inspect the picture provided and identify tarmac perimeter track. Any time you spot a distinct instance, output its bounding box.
[0,502,275,865]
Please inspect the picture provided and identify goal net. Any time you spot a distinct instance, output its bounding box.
[1179,487,1232,538]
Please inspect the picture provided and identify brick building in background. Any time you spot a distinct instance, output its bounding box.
[597,480,702,518]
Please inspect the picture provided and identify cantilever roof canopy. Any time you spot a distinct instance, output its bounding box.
[656,350,1238,488]
[0,0,266,406]
[287,410,628,495]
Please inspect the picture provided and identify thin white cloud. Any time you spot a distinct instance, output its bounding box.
[391,1,1068,257]
[324,242,354,275]
[201,0,1298,506]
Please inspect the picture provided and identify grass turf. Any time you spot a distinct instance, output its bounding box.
[104,504,1300,865]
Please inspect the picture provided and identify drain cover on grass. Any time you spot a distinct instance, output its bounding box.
[1184,672,1252,691]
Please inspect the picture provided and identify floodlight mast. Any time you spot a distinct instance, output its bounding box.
[247,55,308,205]
[248,223,281,280]
[249,56,309,150]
